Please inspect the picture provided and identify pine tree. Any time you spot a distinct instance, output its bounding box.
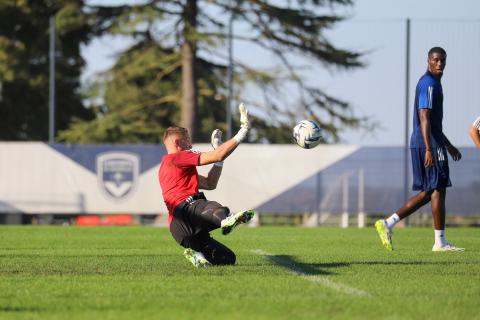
[62,0,366,143]
[0,1,94,140]
[58,41,227,143]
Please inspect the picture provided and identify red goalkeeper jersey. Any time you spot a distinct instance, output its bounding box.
[158,150,201,224]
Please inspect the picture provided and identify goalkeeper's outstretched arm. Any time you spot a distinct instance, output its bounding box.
[199,103,249,166]
[198,129,224,190]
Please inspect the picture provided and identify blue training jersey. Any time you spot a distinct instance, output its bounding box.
[410,71,445,148]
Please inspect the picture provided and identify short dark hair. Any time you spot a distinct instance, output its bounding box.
[428,47,446,57]
[163,126,188,143]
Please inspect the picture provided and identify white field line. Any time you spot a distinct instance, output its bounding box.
[251,249,370,298]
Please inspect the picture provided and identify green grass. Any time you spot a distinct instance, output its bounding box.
[0,226,479,320]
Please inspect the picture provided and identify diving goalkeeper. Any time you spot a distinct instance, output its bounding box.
[158,103,255,267]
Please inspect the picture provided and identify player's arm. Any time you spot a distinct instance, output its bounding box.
[198,165,222,190]
[470,126,480,148]
[199,138,242,165]
[199,103,249,166]
[470,118,480,149]
[419,109,433,168]
[198,130,224,190]
[442,133,462,161]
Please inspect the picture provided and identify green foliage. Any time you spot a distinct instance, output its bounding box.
[0,0,367,143]
[58,0,369,143]
[59,40,227,143]
[0,1,94,140]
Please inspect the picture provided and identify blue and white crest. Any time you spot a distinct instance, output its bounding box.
[96,152,140,200]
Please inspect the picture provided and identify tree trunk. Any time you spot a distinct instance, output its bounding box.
[181,0,198,141]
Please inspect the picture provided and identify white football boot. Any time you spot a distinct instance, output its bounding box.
[432,242,465,252]
[184,248,211,267]
[221,209,256,235]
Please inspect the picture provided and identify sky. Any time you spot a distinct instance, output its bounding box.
[82,0,480,146]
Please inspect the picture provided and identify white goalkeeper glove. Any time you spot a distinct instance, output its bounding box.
[239,102,249,129]
[211,129,223,149]
[233,103,249,143]
[211,129,224,167]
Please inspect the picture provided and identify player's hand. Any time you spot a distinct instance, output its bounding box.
[447,145,462,161]
[239,103,249,130]
[424,150,433,168]
[231,103,249,143]
[211,129,223,150]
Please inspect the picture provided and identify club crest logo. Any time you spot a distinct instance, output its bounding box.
[96,152,140,201]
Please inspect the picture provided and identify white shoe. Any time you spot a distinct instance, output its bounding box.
[432,242,465,252]
[184,248,211,267]
[221,209,255,235]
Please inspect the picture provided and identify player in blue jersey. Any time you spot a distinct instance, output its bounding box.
[469,116,480,148]
[375,47,464,252]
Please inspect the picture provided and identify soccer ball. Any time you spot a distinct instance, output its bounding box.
[293,120,322,149]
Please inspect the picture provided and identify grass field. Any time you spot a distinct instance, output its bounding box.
[0,226,479,320]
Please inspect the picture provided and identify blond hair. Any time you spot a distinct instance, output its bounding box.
[163,126,189,143]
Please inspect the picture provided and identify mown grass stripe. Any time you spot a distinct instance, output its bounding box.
[251,249,370,297]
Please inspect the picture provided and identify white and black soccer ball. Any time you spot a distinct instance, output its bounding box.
[293,120,322,149]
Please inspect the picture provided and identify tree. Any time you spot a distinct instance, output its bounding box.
[58,40,227,143]
[63,0,366,143]
[0,0,95,141]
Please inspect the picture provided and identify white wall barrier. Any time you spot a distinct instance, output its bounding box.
[2,143,479,223]
[0,142,359,215]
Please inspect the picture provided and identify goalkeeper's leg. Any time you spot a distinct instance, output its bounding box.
[189,199,230,231]
[186,232,236,265]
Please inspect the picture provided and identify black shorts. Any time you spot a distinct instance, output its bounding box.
[169,193,230,248]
